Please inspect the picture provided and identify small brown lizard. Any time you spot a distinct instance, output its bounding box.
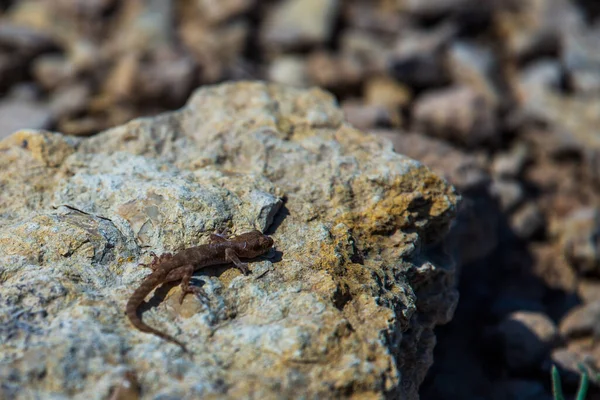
[126,230,274,351]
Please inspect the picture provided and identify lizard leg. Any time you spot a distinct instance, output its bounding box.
[139,252,172,271]
[209,233,228,243]
[168,265,209,305]
[225,248,250,275]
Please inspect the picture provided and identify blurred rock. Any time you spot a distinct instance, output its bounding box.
[180,20,249,82]
[569,69,600,96]
[136,51,196,105]
[342,76,410,129]
[562,22,600,96]
[32,54,76,90]
[490,179,524,212]
[268,56,309,87]
[307,51,363,89]
[58,116,107,137]
[364,75,411,117]
[519,57,600,185]
[559,300,600,339]
[0,98,52,140]
[109,0,175,52]
[261,0,339,50]
[577,280,600,304]
[491,144,529,179]
[560,207,600,276]
[448,40,501,106]
[412,85,498,147]
[0,22,57,56]
[372,130,489,191]
[341,29,393,76]
[549,348,591,385]
[344,2,408,34]
[389,25,454,88]
[49,83,90,120]
[193,0,255,24]
[496,0,580,61]
[510,203,545,240]
[343,101,395,130]
[494,311,558,371]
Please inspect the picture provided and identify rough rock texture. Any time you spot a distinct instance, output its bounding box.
[0,82,459,399]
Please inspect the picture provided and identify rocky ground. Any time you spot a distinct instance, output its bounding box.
[1,0,600,399]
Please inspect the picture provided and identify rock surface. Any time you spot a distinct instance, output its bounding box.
[0,82,459,399]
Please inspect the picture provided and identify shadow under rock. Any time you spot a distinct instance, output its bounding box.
[420,184,585,400]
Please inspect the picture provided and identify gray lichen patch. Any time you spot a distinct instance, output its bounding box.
[0,82,458,399]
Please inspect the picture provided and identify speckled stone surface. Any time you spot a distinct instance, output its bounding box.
[0,82,458,399]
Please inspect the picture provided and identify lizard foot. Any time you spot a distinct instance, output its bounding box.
[178,286,209,305]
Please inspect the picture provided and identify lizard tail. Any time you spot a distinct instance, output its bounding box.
[125,279,188,352]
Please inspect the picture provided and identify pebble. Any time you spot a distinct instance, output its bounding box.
[307,51,363,89]
[389,25,454,88]
[559,300,600,339]
[49,83,91,120]
[32,55,76,90]
[510,203,545,240]
[364,75,411,112]
[261,0,339,50]
[193,0,255,24]
[447,40,500,106]
[560,207,600,276]
[268,56,309,87]
[0,99,53,140]
[490,179,525,213]
[548,348,590,385]
[343,101,394,131]
[491,144,530,179]
[412,85,498,147]
[494,311,558,372]
[577,280,600,304]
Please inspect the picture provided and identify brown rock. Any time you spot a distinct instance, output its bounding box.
[389,25,454,88]
[491,144,530,179]
[32,54,76,90]
[261,0,339,50]
[268,56,309,87]
[340,29,393,76]
[549,348,592,385]
[577,280,600,304]
[412,85,498,147]
[510,203,545,240]
[0,82,459,400]
[447,40,501,106]
[560,208,600,276]
[364,75,410,126]
[192,0,255,24]
[307,51,364,89]
[495,311,558,371]
[343,100,395,131]
[0,99,53,140]
[559,301,600,339]
[490,179,525,213]
[49,83,91,120]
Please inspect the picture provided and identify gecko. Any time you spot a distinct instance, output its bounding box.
[126,230,274,352]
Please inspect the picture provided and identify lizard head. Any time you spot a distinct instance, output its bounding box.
[236,230,274,258]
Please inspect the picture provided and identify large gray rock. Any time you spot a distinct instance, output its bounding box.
[0,82,459,399]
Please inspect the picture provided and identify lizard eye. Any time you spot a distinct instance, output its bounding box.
[242,242,247,249]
